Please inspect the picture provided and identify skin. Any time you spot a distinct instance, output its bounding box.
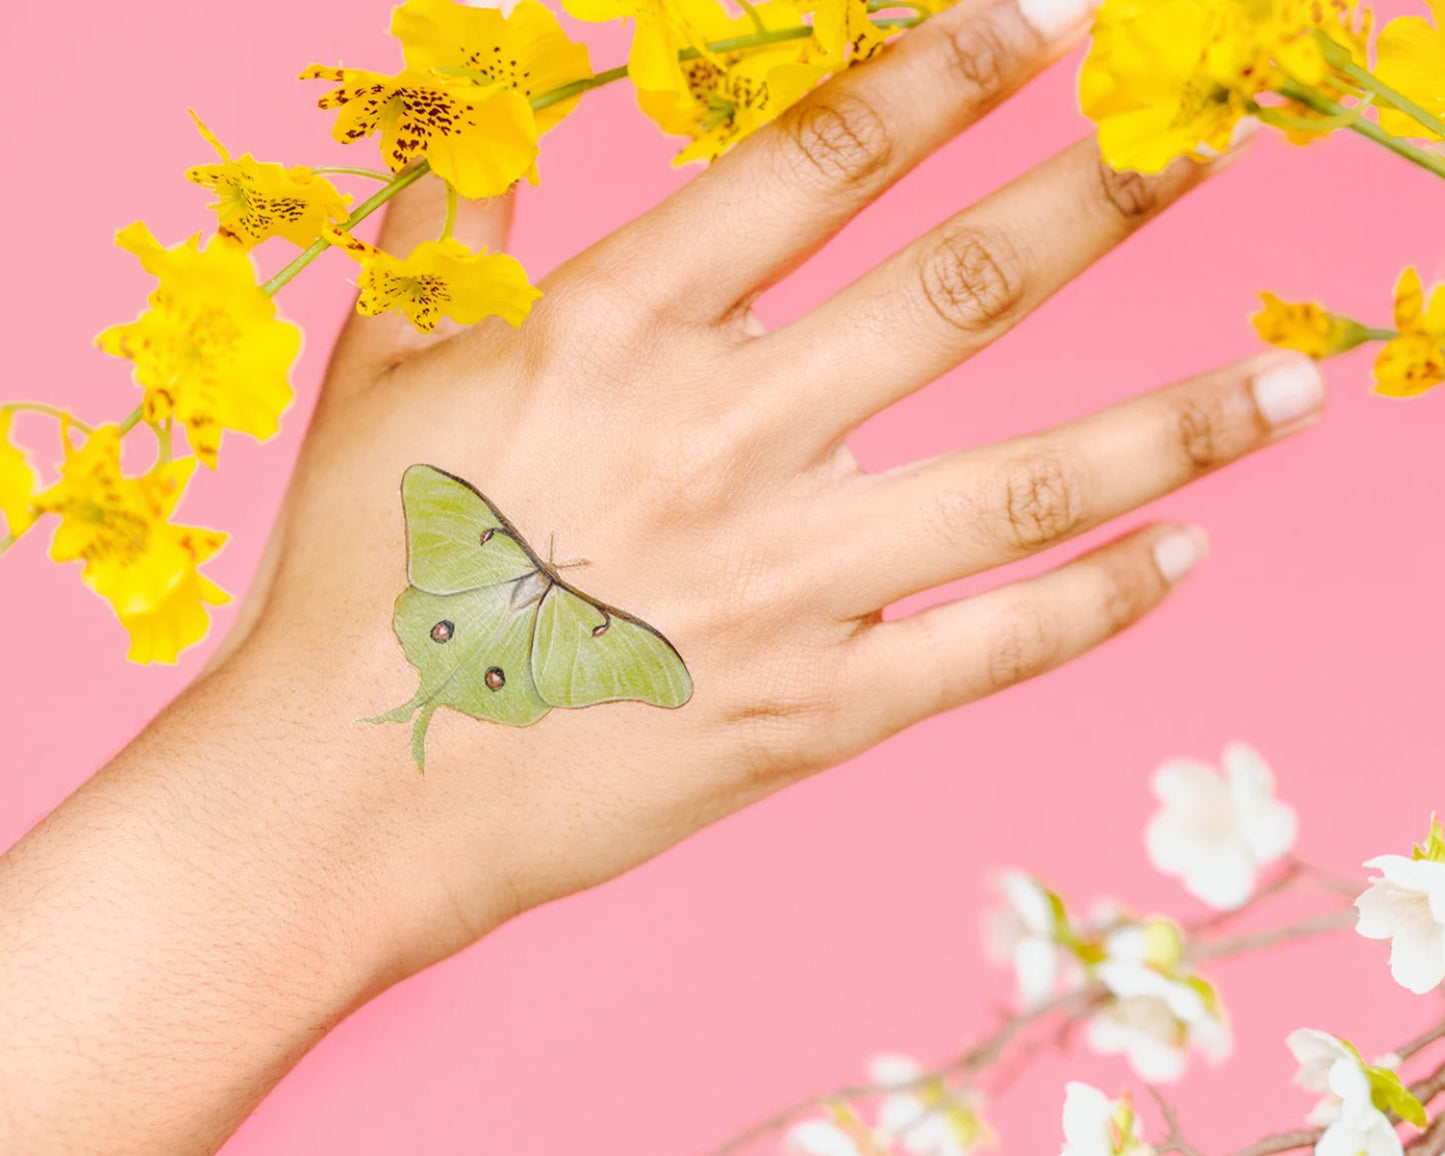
[0,0,1326,1151]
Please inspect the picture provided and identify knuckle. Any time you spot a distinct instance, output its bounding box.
[1098,552,1157,635]
[939,15,1012,110]
[917,225,1027,335]
[1173,393,1230,474]
[778,94,893,190]
[985,604,1055,695]
[1096,159,1158,220]
[995,447,1087,552]
[726,656,839,781]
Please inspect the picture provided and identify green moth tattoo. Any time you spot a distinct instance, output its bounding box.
[364,465,693,770]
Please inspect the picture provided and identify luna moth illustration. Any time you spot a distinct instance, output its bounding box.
[364,464,693,770]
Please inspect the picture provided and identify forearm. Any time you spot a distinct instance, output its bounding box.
[0,646,441,1155]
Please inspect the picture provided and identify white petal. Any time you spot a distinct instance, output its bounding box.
[1365,855,1434,891]
[1327,1055,1374,1123]
[1061,1082,1114,1154]
[1151,759,1227,808]
[1388,915,1445,994]
[995,871,1055,936]
[1223,742,1276,802]
[1015,937,1060,1008]
[788,1121,862,1156]
[1364,1114,1406,1156]
[1237,800,1298,863]
[1146,810,1202,875]
[1317,1121,1370,1156]
[1288,1029,1351,1093]
[1356,881,1425,940]
[869,1054,924,1088]
[877,1091,924,1137]
[1182,840,1258,911]
[1086,1013,1188,1083]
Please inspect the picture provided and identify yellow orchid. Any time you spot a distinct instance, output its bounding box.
[34,425,228,664]
[1375,268,1445,397]
[300,64,538,198]
[96,222,299,468]
[563,0,717,99]
[1375,0,1445,140]
[1080,0,1331,173]
[809,0,892,64]
[0,412,40,539]
[638,0,830,162]
[1252,291,1368,358]
[184,112,352,250]
[391,0,593,134]
[323,225,540,333]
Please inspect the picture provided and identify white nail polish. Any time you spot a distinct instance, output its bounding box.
[1017,0,1102,39]
[1154,527,1209,584]
[1252,356,1327,429]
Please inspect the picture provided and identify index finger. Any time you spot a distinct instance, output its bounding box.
[586,0,1100,323]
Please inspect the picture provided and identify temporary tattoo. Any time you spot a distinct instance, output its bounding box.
[363,465,693,770]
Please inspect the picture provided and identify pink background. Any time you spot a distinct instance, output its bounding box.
[3,2,1443,1152]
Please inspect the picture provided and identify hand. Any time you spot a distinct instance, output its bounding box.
[0,0,1326,1149]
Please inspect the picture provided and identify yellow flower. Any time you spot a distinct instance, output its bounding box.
[1275,2,1373,145]
[323,225,540,333]
[184,112,352,250]
[391,0,592,134]
[563,0,717,99]
[34,425,228,664]
[1253,291,1367,357]
[1375,268,1445,397]
[638,0,830,161]
[1375,0,1445,140]
[0,412,40,538]
[809,0,892,64]
[96,223,299,468]
[300,65,538,198]
[1081,0,1330,173]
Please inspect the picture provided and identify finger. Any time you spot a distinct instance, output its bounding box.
[579,0,1100,322]
[840,522,1206,745]
[827,351,1322,615]
[334,178,516,367]
[759,130,1253,448]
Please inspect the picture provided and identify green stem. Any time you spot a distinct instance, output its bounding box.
[262,161,432,296]
[530,64,630,113]
[311,165,395,181]
[1277,80,1445,181]
[1317,32,1445,141]
[736,0,767,35]
[1362,327,1400,342]
[0,402,91,433]
[118,406,144,435]
[154,420,173,465]
[0,534,13,559]
[440,181,458,242]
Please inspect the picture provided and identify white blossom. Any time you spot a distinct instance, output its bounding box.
[1356,854,1445,994]
[789,1120,863,1156]
[1286,1030,1404,1156]
[1145,743,1297,910]
[1085,922,1231,1082]
[786,1056,989,1156]
[1060,1082,1152,1156]
[984,871,1073,1009]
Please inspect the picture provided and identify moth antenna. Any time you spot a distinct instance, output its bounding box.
[556,556,591,571]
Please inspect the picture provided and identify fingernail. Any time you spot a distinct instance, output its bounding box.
[1154,526,1209,584]
[1017,0,1102,39]
[1251,354,1327,429]
[1228,116,1260,149]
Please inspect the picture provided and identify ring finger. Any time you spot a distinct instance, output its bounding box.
[826,350,1326,616]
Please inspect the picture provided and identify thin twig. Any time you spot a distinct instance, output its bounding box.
[1226,1128,1324,1156]
[1191,909,1356,961]
[1396,1019,1445,1064]
[1186,860,1303,935]
[1148,1085,1208,1156]
[1408,1113,1445,1156]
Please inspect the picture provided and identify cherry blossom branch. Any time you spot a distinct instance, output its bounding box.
[702,987,1102,1156]
[1398,1020,1445,1064]
[1148,1086,1208,1156]
[1224,1127,1324,1156]
[1189,909,1357,962]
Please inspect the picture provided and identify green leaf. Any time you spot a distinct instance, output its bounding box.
[1413,813,1445,863]
[1369,1066,1428,1127]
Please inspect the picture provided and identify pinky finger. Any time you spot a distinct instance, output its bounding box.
[844,523,1209,742]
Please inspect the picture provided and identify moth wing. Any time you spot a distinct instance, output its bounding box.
[401,464,537,594]
[531,583,692,710]
[379,582,551,769]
